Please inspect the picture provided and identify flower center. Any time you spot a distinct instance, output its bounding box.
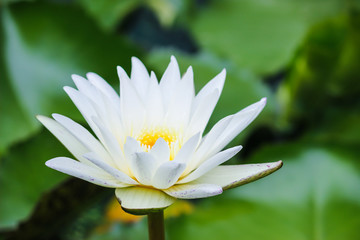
[137,127,176,148]
[136,127,181,160]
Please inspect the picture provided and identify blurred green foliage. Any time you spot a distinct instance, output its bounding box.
[189,0,345,74]
[0,0,359,239]
[0,130,67,228]
[280,12,360,125]
[166,143,360,240]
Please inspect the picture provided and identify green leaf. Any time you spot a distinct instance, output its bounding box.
[1,0,35,5]
[146,50,275,143]
[308,110,360,150]
[76,0,142,32]
[189,0,344,74]
[2,178,109,239]
[0,2,141,154]
[166,143,360,240]
[278,13,360,124]
[0,130,68,229]
[0,21,37,155]
[77,0,189,31]
[146,0,187,26]
[2,2,140,119]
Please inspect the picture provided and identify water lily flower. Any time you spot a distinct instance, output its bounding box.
[38,56,282,214]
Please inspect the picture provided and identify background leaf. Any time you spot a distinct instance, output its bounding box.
[166,143,360,240]
[0,20,37,155]
[278,13,360,125]
[2,2,140,122]
[0,130,68,229]
[189,0,344,74]
[76,0,142,32]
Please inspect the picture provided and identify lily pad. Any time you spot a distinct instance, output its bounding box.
[278,13,360,125]
[166,143,360,240]
[0,130,68,229]
[0,2,140,154]
[189,0,344,74]
[0,25,37,155]
[76,0,142,32]
[77,0,189,31]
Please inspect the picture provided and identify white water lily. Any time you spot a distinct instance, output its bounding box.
[38,56,282,214]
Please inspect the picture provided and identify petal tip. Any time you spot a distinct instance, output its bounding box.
[86,72,96,79]
[237,145,243,151]
[260,97,267,104]
[36,115,45,121]
[71,74,82,81]
[45,159,54,168]
[275,160,283,169]
[131,56,139,61]
[220,68,226,76]
[63,86,74,94]
[51,113,61,119]
[117,66,127,75]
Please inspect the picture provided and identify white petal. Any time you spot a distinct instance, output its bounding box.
[117,65,130,100]
[192,98,266,166]
[46,157,127,188]
[71,75,106,113]
[145,71,164,125]
[173,133,201,164]
[149,71,159,85]
[37,115,89,164]
[164,183,223,199]
[119,71,145,132]
[115,187,175,214]
[194,69,226,107]
[71,74,97,98]
[166,68,194,127]
[150,138,170,163]
[129,152,158,186]
[181,66,195,98]
[152,161,186,189]
[131,57,150,98]
[193,115,233,165]
[185,69,225,136]
[160,56,181,111]
[118,66,145,131]
[185,90,219,137]
[124,136,142,158]
[94,92,125,145]
[208,98,266,158]
[160,56,181,84]
[123,138,143,180]
[52,114,114,167]
[68,81,124,145]
[63,87,103,141]
[86,72,121,111]
[83,152,138,185]
[179,145,242,184]
[92,117,130,174]
[193,161,283,190]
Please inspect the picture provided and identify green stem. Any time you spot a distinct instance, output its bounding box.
[147,210,165,240]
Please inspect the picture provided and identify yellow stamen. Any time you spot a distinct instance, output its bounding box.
[136,127,181,160]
